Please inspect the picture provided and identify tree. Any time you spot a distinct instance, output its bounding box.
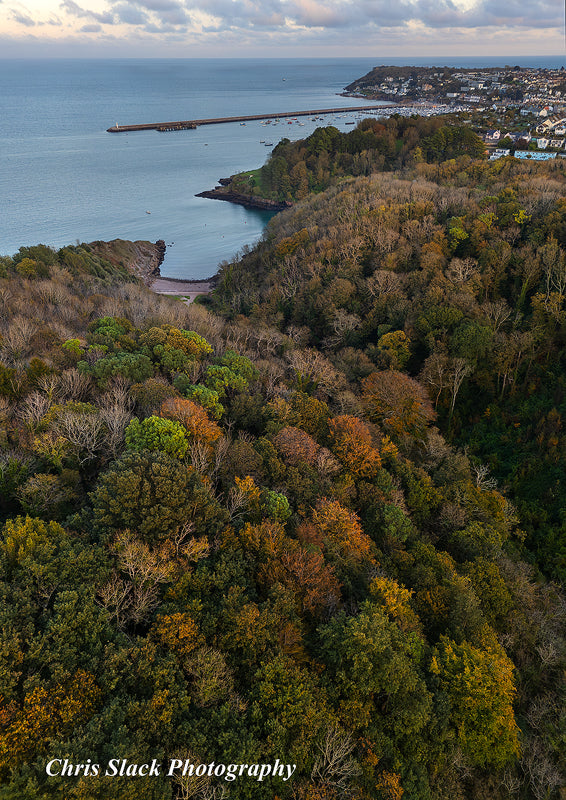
[130,377,178,416]
[328,415,381,478]
[273,426,321,467]
[319,601,432,738]
[0,670,101,776]
[362,371,435,441]
[90,450,223,542]
[430,635,520,768]
[46,401,105,464]
[125,415,189,459]
[310,499,374,570]
[250,656,328,768]
[375,330,411,370]
[158,397,222,445]
[278,546,342,616]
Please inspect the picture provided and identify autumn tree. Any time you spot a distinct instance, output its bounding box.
[362,371,436,442]
[328,415,382,478]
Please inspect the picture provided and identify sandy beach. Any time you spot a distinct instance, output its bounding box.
[150,277,212,303]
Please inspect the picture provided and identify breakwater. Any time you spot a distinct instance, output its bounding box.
[106,105,407,133]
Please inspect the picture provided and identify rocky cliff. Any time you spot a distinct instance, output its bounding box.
[196,185,291,211]
[88,239,166,284]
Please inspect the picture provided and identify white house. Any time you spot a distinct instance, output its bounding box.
[489,148,511,160]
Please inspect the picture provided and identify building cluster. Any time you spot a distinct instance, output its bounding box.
[346,66,566,118]
[486,116,566,159]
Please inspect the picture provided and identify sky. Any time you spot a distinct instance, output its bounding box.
[0,0,563,57]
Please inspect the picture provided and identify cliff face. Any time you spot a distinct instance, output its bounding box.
[196,188,291,211]
[88,239,166,284]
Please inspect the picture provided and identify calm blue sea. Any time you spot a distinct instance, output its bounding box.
[1,57,564,279]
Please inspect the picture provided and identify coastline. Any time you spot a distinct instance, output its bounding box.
[196,180,291,212]
[150,275,215,303]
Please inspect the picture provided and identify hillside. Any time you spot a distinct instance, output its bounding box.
[222,116,485,204]
[0,151,564,800]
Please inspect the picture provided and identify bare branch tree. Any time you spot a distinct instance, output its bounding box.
[18,391,52,427]
[311,726,362,796]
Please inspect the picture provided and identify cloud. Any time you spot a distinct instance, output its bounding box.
[10,9,36,24]
[108,0,191,27]
[287,0,349,27]
[113,2,148,23]
[48,0,562,45]
[409,0,562,28]
[473,0,561,28]
[139,0,185,11]
[142,20,183,29]
[60,0,115,23]
[151,5,190,24]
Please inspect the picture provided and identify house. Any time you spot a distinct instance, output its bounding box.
[485,129,501,142]
[536,138,550,149]
[489,148,511,160]
[514,150,557,161]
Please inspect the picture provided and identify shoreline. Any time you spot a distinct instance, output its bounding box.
[150,276,215,303]
[195,185,291,212]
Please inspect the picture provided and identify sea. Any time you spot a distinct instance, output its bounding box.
[1,56,565,279]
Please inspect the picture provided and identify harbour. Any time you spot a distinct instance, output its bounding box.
[106,104,408,133]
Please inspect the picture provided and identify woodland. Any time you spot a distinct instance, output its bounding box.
[0,117,565,800]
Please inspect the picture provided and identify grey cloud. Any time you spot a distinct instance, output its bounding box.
[60,0,115,23]
[110,0,190,27]
[154,6,189,23]
[474,0,561,27]
[195,0,406,29]
[248,11,285,25]
[142,20,184,30]
[56,0,563,36]
[138,0,184,11]
[413,0,561,28]
[414,0,465,26]
[197,0,290,28]
[113,2,149,23]
[11,9,36,24]
[288,0,351,27]
[80,22,102,29]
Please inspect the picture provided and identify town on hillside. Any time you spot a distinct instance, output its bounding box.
[344,65,566,161]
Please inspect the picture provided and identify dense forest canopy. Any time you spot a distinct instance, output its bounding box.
[230,116,486,203]
[0,123,565,800]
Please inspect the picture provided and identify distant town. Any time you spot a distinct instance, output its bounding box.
[344,65,566,161]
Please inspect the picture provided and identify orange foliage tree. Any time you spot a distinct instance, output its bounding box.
[0,670,101,775]
[361,370,435,441]
[309,499,374,569]
[278,546,342,616]
[158,396,222,444]
[328,415,382,478]
[151,612,203,661]
[273,425,321,467]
